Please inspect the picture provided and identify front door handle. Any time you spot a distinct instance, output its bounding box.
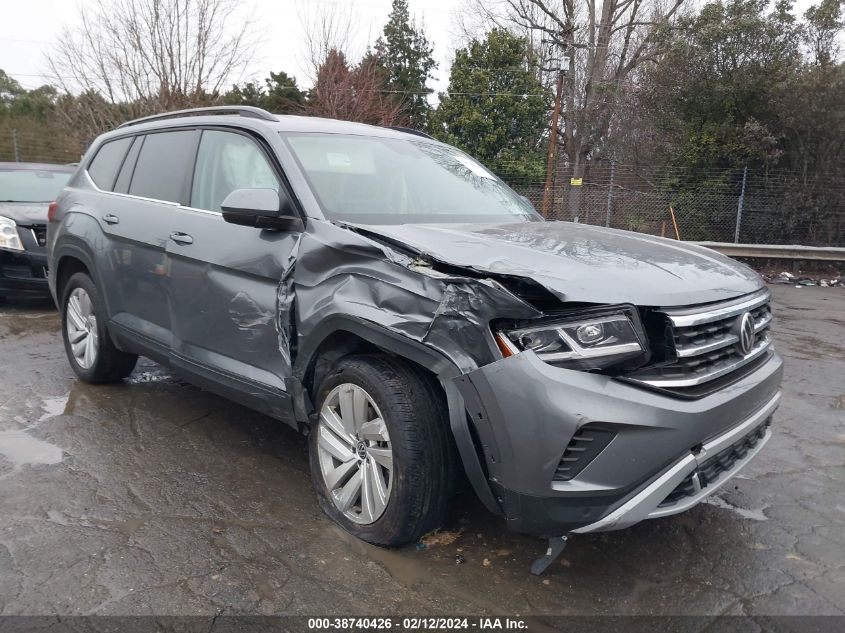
[169,232,193,245]
[103,214,119,225]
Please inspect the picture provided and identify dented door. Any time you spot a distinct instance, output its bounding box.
[165,129,300,421]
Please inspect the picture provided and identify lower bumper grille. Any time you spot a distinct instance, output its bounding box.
[4,265,32,279]
[552,425,615,483]
[659,417,771,507]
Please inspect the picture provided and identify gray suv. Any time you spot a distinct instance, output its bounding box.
[48,106,783,564]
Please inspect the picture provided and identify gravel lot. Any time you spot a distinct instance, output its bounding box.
[0,285,843,616]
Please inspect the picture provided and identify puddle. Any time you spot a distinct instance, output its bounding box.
[704,495,768,521]
[328,525,436,586]
[0,430,63,467]
[38,394,70,421]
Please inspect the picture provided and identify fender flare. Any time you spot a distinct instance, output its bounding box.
[52,238,102,302]
[294,315,503,515]
[52,238,124,348]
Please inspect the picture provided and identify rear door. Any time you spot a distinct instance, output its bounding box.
[166,128,300,420]
[97,130,199,356]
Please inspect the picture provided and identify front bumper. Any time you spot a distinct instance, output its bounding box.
[454,348,783,535]
[0,247,49,298]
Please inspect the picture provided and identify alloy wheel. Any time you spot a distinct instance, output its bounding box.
[317,383,393,524]
[66,287,99,370]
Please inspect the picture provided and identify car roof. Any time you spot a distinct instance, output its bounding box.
[103,110,436,142]
[272,115,420,137]
[0,162,76,172]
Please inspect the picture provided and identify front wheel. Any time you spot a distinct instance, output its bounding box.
[61,272,137,383]
[309,354,455,546]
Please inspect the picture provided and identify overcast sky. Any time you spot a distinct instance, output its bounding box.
[0,0,823,96]
[0,0,463,95]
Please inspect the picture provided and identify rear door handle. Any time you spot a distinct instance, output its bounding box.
[169,232,193,245]
[103,214,120,225]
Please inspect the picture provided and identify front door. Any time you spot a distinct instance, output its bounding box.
[166,128,300,420]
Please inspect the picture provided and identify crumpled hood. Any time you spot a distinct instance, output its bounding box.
[0,202,49,225]
[354,220,764,306]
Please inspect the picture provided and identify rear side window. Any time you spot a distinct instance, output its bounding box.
[87,136,133,191]
[129,130,197,203]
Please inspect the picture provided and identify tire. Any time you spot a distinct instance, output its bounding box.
[61,272,137,383]
[309,354,456,546]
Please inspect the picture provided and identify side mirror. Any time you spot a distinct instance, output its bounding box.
[221,188,303,230]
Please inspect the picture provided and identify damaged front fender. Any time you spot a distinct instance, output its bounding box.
[289,221,540,376]
[284,220,543,514]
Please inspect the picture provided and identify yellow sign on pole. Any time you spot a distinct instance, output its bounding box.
[570,177,583,186]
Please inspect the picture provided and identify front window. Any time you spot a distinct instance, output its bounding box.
[191,130,280,212]
[281,133,539,225]
[0,167,72,203]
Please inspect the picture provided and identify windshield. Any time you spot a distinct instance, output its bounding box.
[281,133,540,225]
[0,168,72,203]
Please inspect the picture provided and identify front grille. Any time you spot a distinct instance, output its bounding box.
[659,418,770,507]
[628,291,773,390]
[552,425,615,482]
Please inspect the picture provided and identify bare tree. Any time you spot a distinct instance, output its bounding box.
[47,0,258,141]
[297,0,406,126]
[297,0,359,83]
[469,0,686,218]
[306,49,408,126]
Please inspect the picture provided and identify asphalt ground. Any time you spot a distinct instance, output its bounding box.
[0,285,843,617]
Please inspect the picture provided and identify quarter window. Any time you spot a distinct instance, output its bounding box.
[190,130,280,212]
[128,130,197,203]
[87,136,133,191]
[113,136,143,194]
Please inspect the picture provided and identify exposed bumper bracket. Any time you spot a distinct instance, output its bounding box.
[530,535,569,576]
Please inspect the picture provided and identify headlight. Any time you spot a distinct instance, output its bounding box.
[0,216,24,251]
[496,308,648,371]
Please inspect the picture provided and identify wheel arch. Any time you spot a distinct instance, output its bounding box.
[54,249,92,303]
[52,239,124,349]
[294,315,503,515]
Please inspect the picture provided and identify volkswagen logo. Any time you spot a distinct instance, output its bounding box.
[737,312,755,355]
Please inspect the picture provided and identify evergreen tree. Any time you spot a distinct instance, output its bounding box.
[430,29,550,180]
[223,71,306,113]
[263,71,306,113]
[222,82,265,108]
[374,0,436,128]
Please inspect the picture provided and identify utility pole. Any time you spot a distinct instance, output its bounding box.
[541,61,565,218]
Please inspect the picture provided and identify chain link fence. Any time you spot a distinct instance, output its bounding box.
[0,126,82,166]
[502,161,845,248]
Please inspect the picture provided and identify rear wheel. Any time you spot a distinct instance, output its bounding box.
[61,272,137,383]
[309,354,455,546]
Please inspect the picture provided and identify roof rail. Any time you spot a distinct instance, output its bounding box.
[118,106,278,129]
[387,126,434,140]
